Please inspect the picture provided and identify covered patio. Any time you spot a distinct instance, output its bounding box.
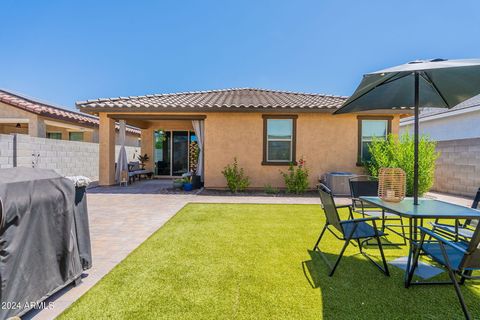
[88,178,204,194]
[94,113,206,186]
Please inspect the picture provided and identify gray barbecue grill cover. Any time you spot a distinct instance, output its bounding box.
[0,168,88,319]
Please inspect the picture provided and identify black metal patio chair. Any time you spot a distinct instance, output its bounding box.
[349,175,407,245]
[407,225,480,320]
[313,184,389,277]
[430,188,480,241]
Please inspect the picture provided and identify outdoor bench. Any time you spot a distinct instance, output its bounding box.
[128,162,153,183]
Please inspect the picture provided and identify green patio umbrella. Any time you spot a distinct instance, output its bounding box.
[335,58,480,205]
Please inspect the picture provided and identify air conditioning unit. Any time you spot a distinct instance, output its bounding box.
[320,172,357,196]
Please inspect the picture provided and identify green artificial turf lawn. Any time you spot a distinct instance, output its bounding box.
[60,204,480,319]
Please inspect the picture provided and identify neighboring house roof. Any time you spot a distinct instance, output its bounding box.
[76,88,349,113]
[400,94,480,125]
[0,89,140,135]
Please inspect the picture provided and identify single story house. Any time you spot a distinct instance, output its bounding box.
[400,94,480,197]
[76,88,410,188]
[0,89,141,145]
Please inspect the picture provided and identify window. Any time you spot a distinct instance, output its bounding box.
[262,115,297,165]
[69,132,84,141]
[46,132,62,140]
[358,117,392,163]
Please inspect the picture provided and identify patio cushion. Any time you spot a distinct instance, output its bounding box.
[341,221,384,239]
[129,161,140,171]
[421,241,469,271]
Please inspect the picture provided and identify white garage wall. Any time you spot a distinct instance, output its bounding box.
[400,108,480,141]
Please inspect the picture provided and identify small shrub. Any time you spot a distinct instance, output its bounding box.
[222,158,250,192]
[280,158,309,194]
[264,184,280,194]
[366,133,439,196]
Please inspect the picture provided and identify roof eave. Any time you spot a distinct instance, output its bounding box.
[77,106,342,115]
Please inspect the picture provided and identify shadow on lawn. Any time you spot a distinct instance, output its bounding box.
[302,249,480,319]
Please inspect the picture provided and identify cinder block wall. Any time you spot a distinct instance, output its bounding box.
[433,138,480,197]
[0,134,139,181]
[0,134,14,168]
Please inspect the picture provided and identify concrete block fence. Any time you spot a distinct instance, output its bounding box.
[0,134,14,168]
[432,137,480,197]
[0,133,139,181]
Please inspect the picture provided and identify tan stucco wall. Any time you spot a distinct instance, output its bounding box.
[140,128,154,170]
[203,112,401,189]
[98,113,116,185]
[44,124,93,142]
[148,120,194,131]
[0,101,40,135]
[0,101,37,120]
[0,124,28,134]
[96,111,401,187]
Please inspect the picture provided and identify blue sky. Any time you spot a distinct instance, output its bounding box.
[1,0,480,110]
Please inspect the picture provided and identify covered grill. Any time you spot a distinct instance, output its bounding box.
[0,168,92,319]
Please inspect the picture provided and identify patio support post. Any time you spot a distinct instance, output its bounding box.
[99,113,115,185]
[140,128,154,171]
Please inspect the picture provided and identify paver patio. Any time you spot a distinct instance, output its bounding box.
[24,182,472,319]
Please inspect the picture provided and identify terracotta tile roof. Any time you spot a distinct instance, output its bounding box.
[76,88,348,112]
[0,89,140,135]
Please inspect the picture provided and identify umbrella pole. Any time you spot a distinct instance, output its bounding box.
[414,72,419,205]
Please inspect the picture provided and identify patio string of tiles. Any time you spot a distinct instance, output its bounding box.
[24,189,468,320]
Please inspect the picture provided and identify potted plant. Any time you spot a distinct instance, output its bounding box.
[173,178,184,189]
[189,141,201,189]
[137,153,149,169]
[182,176,193,191]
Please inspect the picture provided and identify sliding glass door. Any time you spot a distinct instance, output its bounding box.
[172,131,189,176]
[154,131,171,175]
[154,130,196,177]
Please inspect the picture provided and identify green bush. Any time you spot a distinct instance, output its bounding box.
[366,133,439,196]
[221,158,250,192]
[280,158,309,194]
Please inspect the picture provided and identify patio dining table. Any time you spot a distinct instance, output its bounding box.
[359,196,480,286]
